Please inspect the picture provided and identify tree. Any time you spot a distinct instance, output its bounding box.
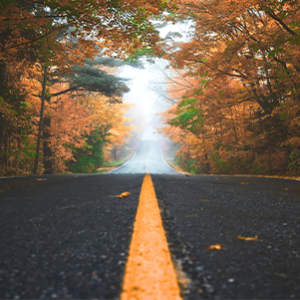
[71,93,134,173]
[0,0,170,176]
[160,0,300,175]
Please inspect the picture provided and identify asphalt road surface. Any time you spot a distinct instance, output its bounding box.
[111,140,177,174]
[1,137,300,299]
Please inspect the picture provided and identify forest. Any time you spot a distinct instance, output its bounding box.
[0,0,163,175]
[160,0,300,176]
[1,0,300,176]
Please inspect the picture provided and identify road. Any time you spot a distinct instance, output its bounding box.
[111,140,177,174]
[1,137,300,299]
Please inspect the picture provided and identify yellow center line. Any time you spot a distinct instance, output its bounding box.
[121,174,182,300]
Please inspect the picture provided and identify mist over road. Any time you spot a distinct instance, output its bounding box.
[112,127,177,174]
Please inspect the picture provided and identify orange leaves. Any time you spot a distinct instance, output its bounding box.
[1,0,165,64]
[117,192,131,198]
[237,235,262,241]
[83,93,135,162]
[206,244,222,250]
[240,182,249,185]
[204,234,262,251]
[160,0,300,177]
[106,191,131,198]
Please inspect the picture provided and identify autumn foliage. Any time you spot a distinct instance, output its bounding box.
[160,0,300,176]
[1,0,300,177]
[0,0,167,175]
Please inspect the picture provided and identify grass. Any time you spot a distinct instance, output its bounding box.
[95,156,131,174]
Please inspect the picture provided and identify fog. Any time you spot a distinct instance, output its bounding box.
[117,58,177,163]
[114,21,192,163]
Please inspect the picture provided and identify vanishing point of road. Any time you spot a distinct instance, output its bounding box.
[1,135,300,299]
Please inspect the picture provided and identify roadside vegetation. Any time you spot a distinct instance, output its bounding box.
[159,0,300,177]
[0,0,166,176]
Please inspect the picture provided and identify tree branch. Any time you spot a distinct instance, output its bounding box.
[266,12,296,36]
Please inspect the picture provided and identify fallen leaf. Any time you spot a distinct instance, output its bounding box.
[92,271,96,277]
[117,192,130,198]
[59,249,70,254]
[240,182,249,185]
[237,235,262,241]
[5,197,12,200]
[206,244,222,250]
[36,178,47,181]
[284,188,288,190]
[275,273,287,278]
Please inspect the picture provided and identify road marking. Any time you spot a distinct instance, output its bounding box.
[121,174,182,300]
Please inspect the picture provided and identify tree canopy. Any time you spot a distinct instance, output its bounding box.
[0,0,169,175]
[160,0,300,176]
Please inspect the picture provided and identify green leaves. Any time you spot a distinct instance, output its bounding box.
[71,125,111,173]
[125,48,155,63]
[169,98,204,134]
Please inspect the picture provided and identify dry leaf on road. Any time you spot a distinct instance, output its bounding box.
[240,182,249,185]
[237,235,262,241]
[206,244,222,250]
[117,192,130,198]
[59,249,70,254]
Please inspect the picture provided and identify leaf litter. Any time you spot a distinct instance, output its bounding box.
[205,244,222,250]
[118,192,130,198]
[106,192,131,198]
[237,235,262,241]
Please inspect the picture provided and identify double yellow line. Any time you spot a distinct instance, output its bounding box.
[121,174,183,300]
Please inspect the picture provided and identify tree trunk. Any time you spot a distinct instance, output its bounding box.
[3,133,7,171]
[43,112,53,174]
[33,64,48,174]
[0,62,6,89]
[204,153,210,174]
[112,147,117,161]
